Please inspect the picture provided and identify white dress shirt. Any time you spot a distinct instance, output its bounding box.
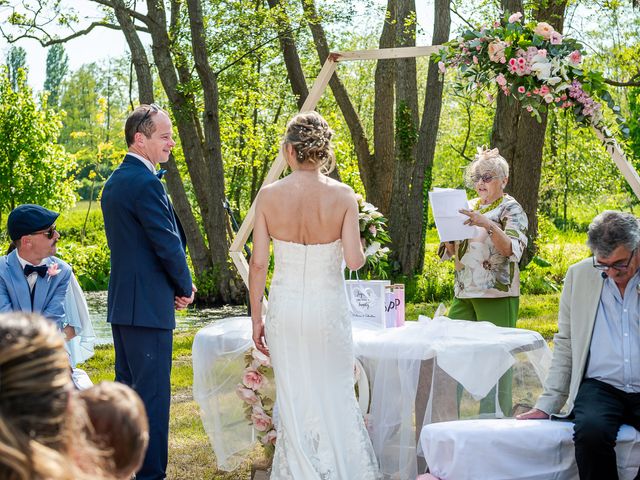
[16,251,46,291]
[128,152,156,174]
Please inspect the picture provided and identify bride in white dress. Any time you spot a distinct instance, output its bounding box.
[249,112,380,479]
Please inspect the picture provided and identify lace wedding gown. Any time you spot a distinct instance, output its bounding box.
[265,238,380,479]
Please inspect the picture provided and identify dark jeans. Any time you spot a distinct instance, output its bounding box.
[572,378,640,480]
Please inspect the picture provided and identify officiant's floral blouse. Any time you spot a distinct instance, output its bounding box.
[443,194,528,298]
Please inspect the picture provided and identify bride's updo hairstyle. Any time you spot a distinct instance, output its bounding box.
[464,146,509,188]
[283,111,336,174]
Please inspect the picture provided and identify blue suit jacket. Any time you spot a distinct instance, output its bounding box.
[101,154,192,329]
[0,250,72,328]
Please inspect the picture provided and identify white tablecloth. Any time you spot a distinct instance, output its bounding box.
[420,419,640,480]
[192,316,551,478]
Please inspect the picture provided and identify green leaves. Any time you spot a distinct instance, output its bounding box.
[0,66,76,214]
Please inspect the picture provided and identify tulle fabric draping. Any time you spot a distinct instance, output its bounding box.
[352,316,551,479]
[192,317,266,471]
[64,273,96,367]
[192,316,551,478]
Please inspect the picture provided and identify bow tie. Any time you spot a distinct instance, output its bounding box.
[24,264,48,277]
[156,169,167,179]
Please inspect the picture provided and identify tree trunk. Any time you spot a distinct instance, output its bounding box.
[371,0,397,214]
[266,0,309,110]
[112,0,211,280]
[411,0,451,272]
[300,0,370,184]
[185,0,244,303]
[388,0,420,275]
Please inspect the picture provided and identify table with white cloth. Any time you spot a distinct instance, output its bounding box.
[192,316,551,479]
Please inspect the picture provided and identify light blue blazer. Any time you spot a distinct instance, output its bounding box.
[0,250,72,328]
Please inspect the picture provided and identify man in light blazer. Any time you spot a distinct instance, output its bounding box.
[518,211,640,480]
[0,204,73,338]
[101,104,195,480]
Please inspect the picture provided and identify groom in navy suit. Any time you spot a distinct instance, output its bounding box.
[0,204,73,338]
[101,104,195,480]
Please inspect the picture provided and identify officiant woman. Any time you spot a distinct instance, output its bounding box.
[439,147,528,416]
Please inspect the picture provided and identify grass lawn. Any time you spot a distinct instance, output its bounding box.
[82,293,560,479]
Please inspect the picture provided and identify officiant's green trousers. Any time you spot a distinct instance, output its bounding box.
[448,296,519,417]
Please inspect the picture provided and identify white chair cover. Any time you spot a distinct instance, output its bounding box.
[420,418,640,480]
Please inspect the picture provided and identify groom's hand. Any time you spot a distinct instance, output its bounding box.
[175,284,197,310]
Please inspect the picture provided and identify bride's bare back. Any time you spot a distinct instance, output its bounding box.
[259,170,352,245]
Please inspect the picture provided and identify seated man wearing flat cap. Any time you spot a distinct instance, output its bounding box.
[0,204,73,338]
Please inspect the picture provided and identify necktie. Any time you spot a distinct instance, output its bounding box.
[24,264,48,277]
[156,169,167,179]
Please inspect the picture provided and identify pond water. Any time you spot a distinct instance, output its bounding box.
[86,291,247,345]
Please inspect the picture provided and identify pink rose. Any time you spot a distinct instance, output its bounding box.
[537,49,547,58]
[251,406,272,432]
[493,21,501,28]
[526,105,533,112]
[544,93,554,103]
[261,428,277,445]
[517,86,526,94]
[472,55,478,64]
[533,22,554,39]
[242,368,265,390]
[508,12,523,23]
[539,85,550,95]
[568,50,582,65]
[488,40,507,63]
[438,61,446,74]
[251,348,271,367]
[496,73,507,87]
[550,31,563,45]
[47,263,60,277]
[236,384,260,405]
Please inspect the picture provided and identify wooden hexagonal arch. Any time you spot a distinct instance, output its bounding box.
[228,45,640,289]
[229,46,442,286]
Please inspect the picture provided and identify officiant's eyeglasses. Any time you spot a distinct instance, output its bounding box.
[31,225,57,240]
[471,174,496,184]
[593,249,636,272]
[135,103,160,132]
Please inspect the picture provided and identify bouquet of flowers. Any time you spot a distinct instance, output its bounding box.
[356,194,391,278]
[236,348,277,457]
[434,11,628,136]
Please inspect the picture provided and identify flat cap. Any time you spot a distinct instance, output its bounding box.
[7,204,59,241]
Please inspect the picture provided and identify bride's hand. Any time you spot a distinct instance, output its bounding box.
[252,319,269,356]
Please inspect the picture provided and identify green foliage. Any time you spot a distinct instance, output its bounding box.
[54,202,111,291]
[0,66,77,217]
[194,266,221,304]
[44,44,68,108]
[5,45,26,90]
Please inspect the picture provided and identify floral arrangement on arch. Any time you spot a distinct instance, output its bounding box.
[434,11,628,136]
[356,194,391,278]
[236,348,277,457]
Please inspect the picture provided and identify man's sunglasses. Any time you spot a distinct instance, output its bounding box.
[31,225,57,240]
[135,103,160,132]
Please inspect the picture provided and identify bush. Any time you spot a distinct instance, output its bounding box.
[56,239,111,291]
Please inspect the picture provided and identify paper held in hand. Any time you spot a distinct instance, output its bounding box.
[429,188,479,242]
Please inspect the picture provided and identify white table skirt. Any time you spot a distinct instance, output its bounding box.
[420,418,640,480]
[192,316,551,478]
